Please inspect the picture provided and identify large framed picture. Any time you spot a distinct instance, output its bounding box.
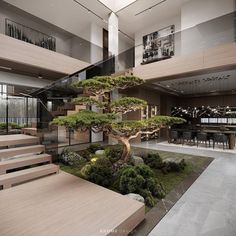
[142,25,175,64]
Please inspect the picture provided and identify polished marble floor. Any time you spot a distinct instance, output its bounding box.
[132,141,236,236]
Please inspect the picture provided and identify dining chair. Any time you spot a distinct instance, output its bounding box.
[213,133,228,149]
[182,131,195,145]
[197,132,210,147]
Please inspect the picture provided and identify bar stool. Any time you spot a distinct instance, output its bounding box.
[213,133,228,149]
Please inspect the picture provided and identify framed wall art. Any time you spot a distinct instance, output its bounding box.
[142,25,175,64]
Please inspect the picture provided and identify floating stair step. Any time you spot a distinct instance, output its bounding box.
[21,128,37,136]
[0,145,45,159]
[0,154,52,175]
[0,164,59,189]
[0,134,39,147]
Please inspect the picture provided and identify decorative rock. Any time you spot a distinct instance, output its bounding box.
[164,157,178,163]
[131,156,144,165]
[125,193,145,203]
[95,150,105,156]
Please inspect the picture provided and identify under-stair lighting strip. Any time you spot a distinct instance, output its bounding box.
[135,0,167,16]
[0,66,12,71]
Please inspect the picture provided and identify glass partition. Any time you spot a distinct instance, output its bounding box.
[134,12,235,66]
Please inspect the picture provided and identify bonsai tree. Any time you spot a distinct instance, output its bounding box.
[51,76,185,162]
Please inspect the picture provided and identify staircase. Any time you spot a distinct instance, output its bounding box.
[0,134,59,190]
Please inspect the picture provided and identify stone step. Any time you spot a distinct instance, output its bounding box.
[0,154,52,175]
[0,164,59,190]
[0,145,45,159]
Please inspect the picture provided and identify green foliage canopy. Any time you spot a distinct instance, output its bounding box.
[72,96,106,109]
[51,110,117,131]
[111,97,147,114]
[72,75,144,96]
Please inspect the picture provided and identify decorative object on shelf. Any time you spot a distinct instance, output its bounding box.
[171,106,236,123]
[5,19,56,51]
[141,104,160,141]
[142,25,175,65]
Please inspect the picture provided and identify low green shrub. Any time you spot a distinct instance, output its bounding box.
[139,189,153,199]
[119,166,146,193]
[179,159,187,169]
[138,189,156,207]
[0,122,22,129]
[60,148,86,166]
[87,143,103,154]
[146,178,165,198]
[80,157,113,187]
[162,159,186,174]
[135,164,154,179]
[105,145,123,163]
[145,196,156,207]
[78,149,92,160]
[144,153,163,169]
[119,164,165,206]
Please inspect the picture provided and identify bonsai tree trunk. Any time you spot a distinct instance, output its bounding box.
[120,138,131,162]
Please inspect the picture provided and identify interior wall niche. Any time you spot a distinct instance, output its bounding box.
[142,25,175,65]
[5,19,56,51]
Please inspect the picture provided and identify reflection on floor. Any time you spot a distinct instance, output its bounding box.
[133,140,235,158]
[132,140,236,236]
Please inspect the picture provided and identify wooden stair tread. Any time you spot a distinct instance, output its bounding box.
[0,154,51,173]
[0,134,39,147]
[0,164,58,179]
[0,154,50,165]
[0,164,59,188]
[0,145,45,159]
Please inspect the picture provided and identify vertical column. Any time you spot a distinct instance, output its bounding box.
[108,13,120,144]
[108,12,119,71]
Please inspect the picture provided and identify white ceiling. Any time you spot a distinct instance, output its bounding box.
[153,70,236,95]
[4,0,191,39]
[117,0,190,36]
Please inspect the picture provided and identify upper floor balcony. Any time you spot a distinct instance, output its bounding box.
[132,12,236,81]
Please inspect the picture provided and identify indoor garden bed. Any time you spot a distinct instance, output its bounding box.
[59,144,212,211]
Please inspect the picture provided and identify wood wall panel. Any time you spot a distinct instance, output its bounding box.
[133,42,236,81]
[203,43,236,69]
[0,34,90,75]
